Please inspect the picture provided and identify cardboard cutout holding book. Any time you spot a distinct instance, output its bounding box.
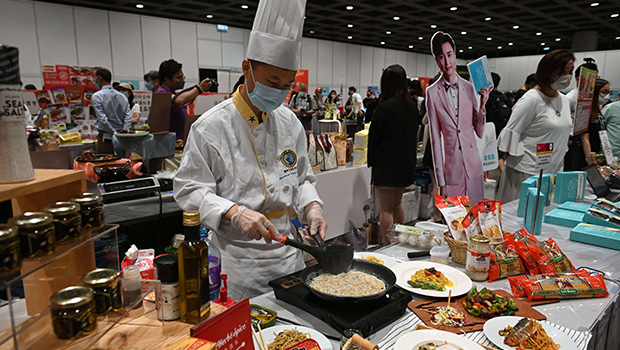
[426,31,493,204]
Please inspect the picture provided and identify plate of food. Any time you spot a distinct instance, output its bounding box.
[391,261,472,298]
[483,316,578,350]
[76,151,120,163]
[254,325,332,350]
[354,252,400,268]
[394,329,484,350]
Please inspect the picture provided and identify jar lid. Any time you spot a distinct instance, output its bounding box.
[183,211,200,226]
[71,193,102,206]
[82,268,119,287]
[154,254,179,283]
[44,201,80,215]
[470,235,491,244]
[16,212,53,228]
[0,224,18,240]
[50,286,94,309]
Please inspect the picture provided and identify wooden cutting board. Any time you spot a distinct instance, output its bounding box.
[408,289,558,334]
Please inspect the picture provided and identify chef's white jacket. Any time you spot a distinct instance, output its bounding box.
[174,86,323,299]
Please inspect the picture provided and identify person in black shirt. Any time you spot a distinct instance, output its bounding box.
[513,73,537,104]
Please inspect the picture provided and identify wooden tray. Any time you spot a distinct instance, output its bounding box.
[408,289,558,334]
[412,324,499,350]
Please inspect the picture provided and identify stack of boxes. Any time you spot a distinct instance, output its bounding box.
[353,129,369,166]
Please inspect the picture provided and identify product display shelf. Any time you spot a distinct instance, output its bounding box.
[0,168,86,216]
[0,224,120,349]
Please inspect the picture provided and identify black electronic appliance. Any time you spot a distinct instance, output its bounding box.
[268,269,412,337]
[97,177,161,203]
[584,164,620,201]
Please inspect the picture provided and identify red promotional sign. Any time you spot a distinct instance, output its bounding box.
[191,298,253,350]
[42,65,99,105]
[418,77,432,94]
[284,69,309,103]
[42,65,71,88]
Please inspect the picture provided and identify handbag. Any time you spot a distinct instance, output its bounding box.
[318,134,338,171]
[324,132,347,166]
[306,131,317,166]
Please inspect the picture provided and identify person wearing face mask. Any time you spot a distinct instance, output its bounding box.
[92,68,132,154]
[156,59,213,140]
[496,49,575,202]
[173,0,326,300]
[143,70,160,92]
[288,82,317,130]
[602,86,620,158]
[115,82,142,125]
[577,79,610,167]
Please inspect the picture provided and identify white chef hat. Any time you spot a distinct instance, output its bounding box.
[246,0,306,71]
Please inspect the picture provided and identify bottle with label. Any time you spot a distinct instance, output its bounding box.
[154,254,181,321]
[465,235,491,281]
[178,211,210,324]
[200,225,222,301]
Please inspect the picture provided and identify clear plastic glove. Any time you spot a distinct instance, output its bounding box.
[231,206,280,243]
[304,204,327,241]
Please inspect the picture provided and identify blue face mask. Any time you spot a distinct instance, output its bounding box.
[247,65,290,113]
[145,81,155,90]
[94,80,100,90]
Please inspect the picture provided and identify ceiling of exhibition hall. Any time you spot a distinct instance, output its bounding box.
[41,0,620,58]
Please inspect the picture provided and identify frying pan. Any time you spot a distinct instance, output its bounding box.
[300,259,397,303]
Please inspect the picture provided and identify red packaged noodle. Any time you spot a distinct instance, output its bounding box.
[488,240,524,282]
[285,339,321,350]
[462,207,481,241]
[508,269,608,301]
[513,229,540,275]
[435,195,469,241]
[529,238,575,274]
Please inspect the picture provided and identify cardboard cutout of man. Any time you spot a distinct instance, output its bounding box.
[426,31,490,204]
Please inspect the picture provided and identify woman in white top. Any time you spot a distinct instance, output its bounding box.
[116,82,142,125]
[496,49,575,203]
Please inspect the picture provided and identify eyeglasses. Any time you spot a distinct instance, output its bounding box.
[175,75,186,81]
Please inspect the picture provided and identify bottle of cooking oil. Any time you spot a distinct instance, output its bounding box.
[178,211,210,324]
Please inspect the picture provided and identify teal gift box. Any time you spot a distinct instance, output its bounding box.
[518,175,551,217]
[524,188,546,235]
[570,223,620,250]
[592,198,620,216]
[553,171,586,204]
[583,208,620,229]
[544,208,585,228]
[558,201,591,213]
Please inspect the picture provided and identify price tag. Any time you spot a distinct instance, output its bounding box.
[599,130,615,163]
[536,142,554,170]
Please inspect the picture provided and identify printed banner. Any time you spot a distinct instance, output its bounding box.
[572,67,597,135]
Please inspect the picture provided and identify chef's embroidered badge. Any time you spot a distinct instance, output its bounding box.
[280,149,297,168]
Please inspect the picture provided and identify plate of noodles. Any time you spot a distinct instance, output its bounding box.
[253,325,332,350]
[391,261,472,298]
[483,316,577,350]
[354,252,400,268]
[394,329,484,350]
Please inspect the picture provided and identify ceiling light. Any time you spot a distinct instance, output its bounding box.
[348,36,353,40]
[536,32,542,36]
[459,49,463,52]
[386,31,391,34]
[409,45,414,49]
[616,36,620,39]
[346,5,353,10]
[508,42,514,46]
[461,31,467,35]
[485,17,491,21]
[347,24,353,28]
[418,36,423,40]
[468,46,473,49]
[497,46,502,49]
[430,24,437,28]
[541,42,546,45]
[309,30,315,34]
[206,14,213,18]
[591,2,599,6]
[543,47,550,51]
[612,14,619,18]
[380,41,385,45]
[393,16,400,20]
[555,38,561,41]
[451,7,458,11]
[487,37,492,40]
[513,25,519,29]
[241,5,248,9]
[135,3,144,8]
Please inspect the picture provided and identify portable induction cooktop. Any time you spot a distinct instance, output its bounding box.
[268,269,412,337]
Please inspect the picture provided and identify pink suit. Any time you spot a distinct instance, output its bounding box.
[426,75,485,203]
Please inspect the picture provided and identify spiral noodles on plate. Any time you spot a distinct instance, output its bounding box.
[267,328,309,350]
[309,270,386,297]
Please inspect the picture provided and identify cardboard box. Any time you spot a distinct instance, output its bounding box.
[592,198,620,216]
[418,193,434,219]
[353,147,367,165]
[558,201,592,213]
[553,171,586,204]
[519,174,553,217]
[544,208,585,228]
[524,188,546,235]
[518,177,537,217]
[570,223,620,250]
[583,208,620,229]
[354,129,369,149]
[402,186,421,223]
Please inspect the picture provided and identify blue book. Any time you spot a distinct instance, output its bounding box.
[467,55,494,93]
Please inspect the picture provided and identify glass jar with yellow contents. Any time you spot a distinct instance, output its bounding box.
[82,268,122,315]
[0,225,22,277]
[44,201,82,243]
[50,286,97,340]
[465,235,491,281]
[16,212,56,259]
[71,193,104,230]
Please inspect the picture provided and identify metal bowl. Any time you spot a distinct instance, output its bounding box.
[93,161,131,180]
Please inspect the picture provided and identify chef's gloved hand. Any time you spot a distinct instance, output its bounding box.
[231,206,280,244]
[304,204,327,242]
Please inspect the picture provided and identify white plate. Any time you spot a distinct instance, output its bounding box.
[394,329,484,350]
[483,316,578,350]
[114,132,149,137]
[253,325,333,350]
[354,252,400,268]
[391,261,472,298]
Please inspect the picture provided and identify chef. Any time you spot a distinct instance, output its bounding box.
[173,0,326,300]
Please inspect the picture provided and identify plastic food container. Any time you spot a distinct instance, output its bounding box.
[430,245,450,265]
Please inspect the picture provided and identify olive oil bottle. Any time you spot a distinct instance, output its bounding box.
[178,211,210,324]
